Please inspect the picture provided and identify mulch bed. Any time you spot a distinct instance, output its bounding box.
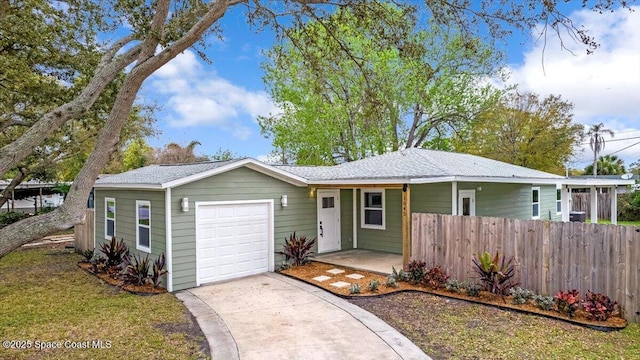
[78,262,167,295]
[281,261,627,331]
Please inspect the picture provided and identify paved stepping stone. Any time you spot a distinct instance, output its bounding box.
[329,281,351,288]
[346,273,365,280]
[312,275,332,282]
[326,268,345,275]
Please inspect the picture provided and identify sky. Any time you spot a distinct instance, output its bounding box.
[140,4,640,171]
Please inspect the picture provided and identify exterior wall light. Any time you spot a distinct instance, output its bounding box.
[281,195,288,208]
[181,197,189,212]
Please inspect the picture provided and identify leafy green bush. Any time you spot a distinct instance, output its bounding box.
[510,287,534,305]
[618,192,640,221]
[582,290,617,321]
[0,211,30,228]
[367,279,381,292]
[466,284,481,297]
[391,266,410,282]
[472,251,518,301]
[278,232,316,266]
[554,290,580,317]
[445,279,464,293]
[386,275,398,288]
[533,295,554,311]
[349,283,361,294]
[421,265,449,289]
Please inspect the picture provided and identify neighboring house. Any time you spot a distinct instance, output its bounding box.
[0,180,66,213]
[93,148,633,291]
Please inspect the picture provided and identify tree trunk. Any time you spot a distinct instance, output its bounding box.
[0,0,241,259]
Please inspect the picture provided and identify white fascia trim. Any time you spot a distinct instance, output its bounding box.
[93,184,164,190]
[562,179,635,186]
[411,176,565,185]
[162,158,308,189]
[165,188,173,292]
[309,179,409,185]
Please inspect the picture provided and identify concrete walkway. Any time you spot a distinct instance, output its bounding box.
[176,273,430,360]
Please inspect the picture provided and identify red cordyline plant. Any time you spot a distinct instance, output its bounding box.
[582,290,618,321]
[554,289,580,317]
[279,232,316,266]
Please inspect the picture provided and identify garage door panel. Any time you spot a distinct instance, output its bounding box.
[197,202,271,285]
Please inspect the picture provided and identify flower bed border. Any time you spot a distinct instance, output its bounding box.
[278,268,627,332]
[77,262,167,296]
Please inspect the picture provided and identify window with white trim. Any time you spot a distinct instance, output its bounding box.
[532,187,540,219]
[105,198,115,239]
[361,189,385,229]
[136,200,151,252]
[556,186,562,215]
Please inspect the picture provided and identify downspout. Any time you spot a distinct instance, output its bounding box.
[165,187,173,292]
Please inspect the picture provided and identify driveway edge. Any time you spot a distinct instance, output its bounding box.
[175,290,240,360]
[265,272,431,360]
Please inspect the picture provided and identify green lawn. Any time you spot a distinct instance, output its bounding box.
[0,244,208,360]
[585,219,640,226]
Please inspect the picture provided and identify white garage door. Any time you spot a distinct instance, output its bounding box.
[196,201,272,285]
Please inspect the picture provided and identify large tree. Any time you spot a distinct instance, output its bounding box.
[0,0,632,258]
[260,3,502,164]
[453,91,584,174]
[587,122,615,176]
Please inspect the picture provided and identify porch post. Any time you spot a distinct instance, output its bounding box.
[352,188,357,248]
[590,186,598,224]
[561,185,570,221]
[610,186,617,225]
[451,181,457,215]
[402,183,411,267]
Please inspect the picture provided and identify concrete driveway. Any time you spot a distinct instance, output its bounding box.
[177,273,429,360]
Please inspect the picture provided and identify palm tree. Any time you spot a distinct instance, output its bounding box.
[583,155,626,175]
[587,123,614,176]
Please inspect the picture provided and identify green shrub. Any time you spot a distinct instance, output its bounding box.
[391,266,411,282]
[618,192,640,221]
[466,284,481,297]
[367,279,381,292]
[278,232,316,266]
[349,283,361,294]
[445,279,464,293]
[533,295,554,311]
[0,211,30,228]
[80,249,94,263]
[510,287,534,305]
[386,275,398,288]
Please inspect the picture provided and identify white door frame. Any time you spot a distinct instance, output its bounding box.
[317,189,341,253]
[458,190,476,216]
[194,199,274,286]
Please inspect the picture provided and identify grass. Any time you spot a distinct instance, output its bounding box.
[588,219,640,226]
[0,244,208,360]
[352,292,640,360]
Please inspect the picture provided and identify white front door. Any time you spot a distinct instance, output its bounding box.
[317,189,340,253]
[458,190,476,216]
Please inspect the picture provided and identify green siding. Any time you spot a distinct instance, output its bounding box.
[94,189,166,260]
[340,189,354,250]
[356,189,403,254]
[539,184,562,221]
[457,182,530,219]
[411,183,452,214]
[170,167,316,291]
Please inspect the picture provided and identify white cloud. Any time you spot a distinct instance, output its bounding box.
[147,50,279,139]
[505,6,640,167]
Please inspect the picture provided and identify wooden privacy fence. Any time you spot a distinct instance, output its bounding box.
[74,209,94,253]
[412,213,640,322]
[571,193,611,220]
